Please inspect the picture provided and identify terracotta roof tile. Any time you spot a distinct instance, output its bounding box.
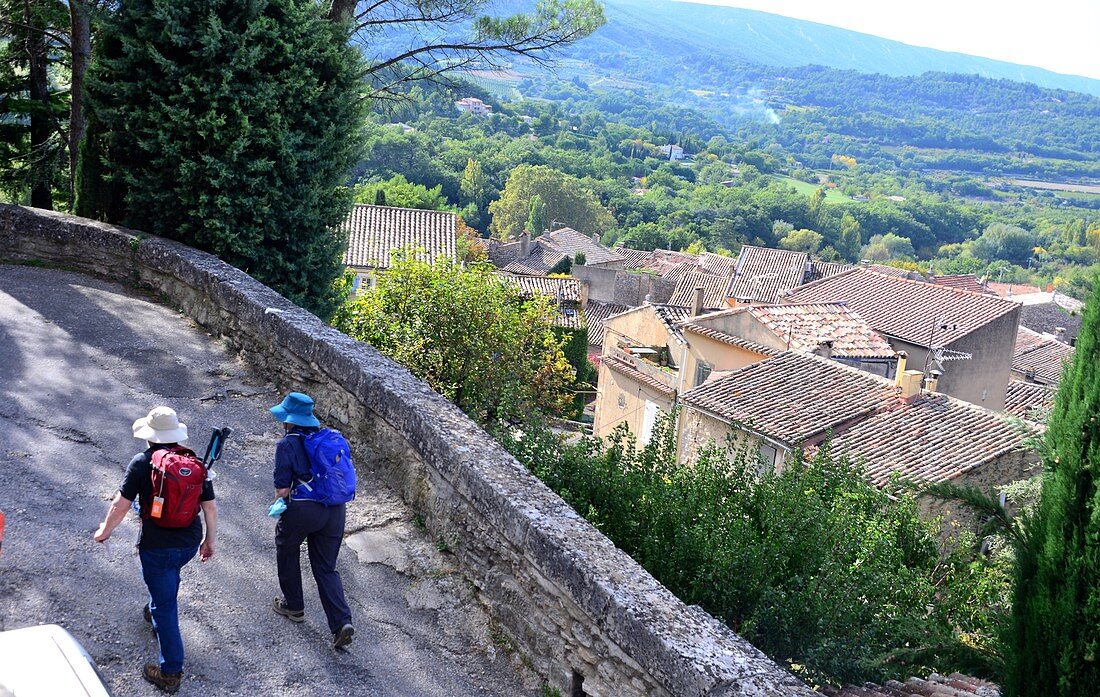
[585,301,632,346]
[747,303,896,359]
[654,304,692,344]
[501,241,566,275]
[603,355,675,397]
[680,322,779,356]
[698,251,737,276]
[612,246,652,269]
[931,274,988,294]
[1004,381,1056,422]
[668,270,735,311]
[499,273,581,302]
[805,260,855,283]
[680,352,898,445]
[1012,333,1075,385]
[827,672,1001,697]
[342,204,457,269]
[783,268,1019,346]
[830,394,1033,488]
[987,281,1041,298]
[542,227,624,266]
[728,245,809,303]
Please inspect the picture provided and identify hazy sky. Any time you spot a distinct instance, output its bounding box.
[678,0,1100,80]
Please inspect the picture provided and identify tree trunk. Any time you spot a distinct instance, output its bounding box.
[327,0,358,23]
[69,0,91,206]
[26,0,53,210]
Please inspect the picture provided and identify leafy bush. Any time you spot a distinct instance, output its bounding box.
[503,415,1010,686]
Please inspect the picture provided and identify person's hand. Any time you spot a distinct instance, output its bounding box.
[275,487,291,499]
[94,523,110,543]
[200,540,215,562]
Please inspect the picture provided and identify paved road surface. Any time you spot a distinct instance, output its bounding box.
[0,264,533,696]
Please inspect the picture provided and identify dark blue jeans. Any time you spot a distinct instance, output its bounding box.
[139,546,198,674]
[275,500,352,633]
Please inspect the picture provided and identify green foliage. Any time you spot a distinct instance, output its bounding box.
[837,212,862,262]
[331,256,575,424]
[504,417,1010,686]
[354,174,452,211]
[0,0,71,207]
[527,193,548,234]
[489,164,615,239]
[778,228,823,254]
[82,0,364,318]
[970,223,1038,265]
[1005,277,1100,696]
[861,232,915,261]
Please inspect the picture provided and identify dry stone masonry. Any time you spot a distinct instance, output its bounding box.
[1,205,815,697]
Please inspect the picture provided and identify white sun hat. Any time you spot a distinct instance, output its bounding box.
[132,406,189,444]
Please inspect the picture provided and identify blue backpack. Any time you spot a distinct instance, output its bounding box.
[293,428,356,506]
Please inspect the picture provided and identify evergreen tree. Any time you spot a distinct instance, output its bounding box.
[1007,277,1100,696]
[526,194,547,235]
[80,0,364,317]
[837,212,862,262]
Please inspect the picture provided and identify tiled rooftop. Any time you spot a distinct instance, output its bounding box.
[603,355,675,397]
[1012,327,1075,385]
[499,273,581,302]
[747,303,896,359]
[698,251,738,277]
[679,322,779,356]
[804,260,855,283]
[822,672,1001,697]
[542,227,624,266]
[585,301,631,346]
[831,393,1032,488]
[987,281,1041,298]
[1004,381,1057,422]
[783,268,1019,346]
[728,245,809,304]
[931,274,988,294]
[342,204,458,269]
[680,352,898,445]
[501,241,566,276]
[654,304,692,344]
[668,270,735,311]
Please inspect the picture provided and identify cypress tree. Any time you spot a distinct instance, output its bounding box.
[82,0,363,317]
[1009,277,1100,696]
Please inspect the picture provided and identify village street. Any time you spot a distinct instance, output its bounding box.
[0,264,532,696]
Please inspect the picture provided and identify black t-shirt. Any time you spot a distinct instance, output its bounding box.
[119,444,215,550]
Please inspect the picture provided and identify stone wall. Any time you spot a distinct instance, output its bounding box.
[1,205,814,697]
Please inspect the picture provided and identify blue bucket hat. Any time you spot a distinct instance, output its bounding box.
[270,392,321,427]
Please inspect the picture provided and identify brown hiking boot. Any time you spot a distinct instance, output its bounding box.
[142,663,182,694]
[273,597,305,623]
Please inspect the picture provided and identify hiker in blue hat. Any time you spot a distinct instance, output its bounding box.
[269,392,355,650]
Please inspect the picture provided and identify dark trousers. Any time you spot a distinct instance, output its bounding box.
[275,499,352,633]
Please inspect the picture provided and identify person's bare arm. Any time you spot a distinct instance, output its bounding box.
[94,493,132,542]
[199,500,218,562]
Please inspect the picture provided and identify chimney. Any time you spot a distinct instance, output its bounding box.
[813,340,833,360]
[644,293,652,305]
[592,232,601,246]
[895,350,907,380]
[897,370,923,401]
[1055,326,1066,341]
[925,371,941,393]
[520,231,530,256]
[692,286,704,316]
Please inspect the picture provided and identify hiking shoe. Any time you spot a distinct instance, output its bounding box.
[333,623,354,650]
[142,663,181,694]
[273,597,305,623]
[143,603,152,625]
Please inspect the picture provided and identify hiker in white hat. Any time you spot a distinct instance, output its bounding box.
[94,406,218,694]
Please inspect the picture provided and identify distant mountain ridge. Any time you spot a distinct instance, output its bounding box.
[582,0,1100,97]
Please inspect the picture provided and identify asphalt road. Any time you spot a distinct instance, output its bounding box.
[0,264,533,696]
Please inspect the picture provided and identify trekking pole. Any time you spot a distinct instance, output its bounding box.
[202,427,233,480]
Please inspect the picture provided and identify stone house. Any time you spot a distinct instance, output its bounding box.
[727,245,852,304]
[494,228,626,276]
[342,204,458,290]
[498,273,587,332]
[784,267,1022,411]
[677,351,1037,506]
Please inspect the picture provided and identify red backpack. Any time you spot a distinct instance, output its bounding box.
[144,446,207,528]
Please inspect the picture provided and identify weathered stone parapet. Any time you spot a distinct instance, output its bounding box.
[1,204,815,697]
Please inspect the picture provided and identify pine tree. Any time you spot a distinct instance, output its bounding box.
[80,0,363,317]
[1008,276,1100,696]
